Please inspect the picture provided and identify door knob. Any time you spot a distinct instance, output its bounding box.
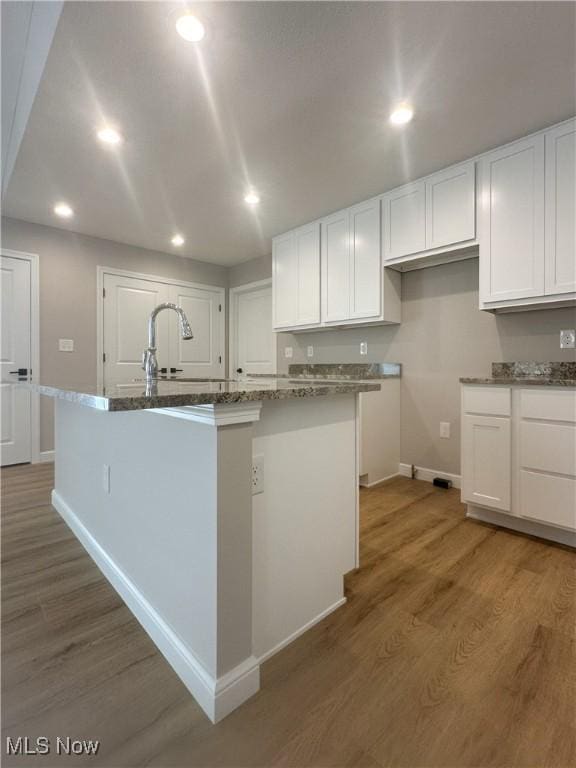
[236,367,243,373]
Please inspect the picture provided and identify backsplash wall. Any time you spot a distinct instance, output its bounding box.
[276,258,576,476]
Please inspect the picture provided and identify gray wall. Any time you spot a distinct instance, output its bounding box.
[228,253,271,288]
[1,217,227,451]
[233,254,576,476]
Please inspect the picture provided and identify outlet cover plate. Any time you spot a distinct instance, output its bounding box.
[560,330,575,349]
[252,454,264,495]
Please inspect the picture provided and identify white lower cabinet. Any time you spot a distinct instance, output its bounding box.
[461,385,576,540]
[462,413,511,512]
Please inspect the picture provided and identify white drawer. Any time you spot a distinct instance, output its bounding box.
[462,386,511,417]
[520,421,576,477]
[519,470,576,531]
[520,388,576,423]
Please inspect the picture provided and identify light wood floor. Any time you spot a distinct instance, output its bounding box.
[2,463,575,768]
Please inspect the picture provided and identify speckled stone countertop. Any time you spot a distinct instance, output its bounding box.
[25,377,380,412]
[287,363,401,380]
[248,363,402,381]
[461,362,576,387]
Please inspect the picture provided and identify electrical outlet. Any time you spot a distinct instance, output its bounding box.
[360,342,368,356]
[284,346,293,359]
[252,454,264,495]
[439,422,451,439]
[307,345,314,358]
[560,329,576,349]
[59,338,74,352]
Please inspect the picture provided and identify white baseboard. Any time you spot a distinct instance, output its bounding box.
[39,450,55,463]
[399,462,461,489]
[257,596,347,665]
[359,472,400,488]
[466,505,576,548]
[51,490,260,723]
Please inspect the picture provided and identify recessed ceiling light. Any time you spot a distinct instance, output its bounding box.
[171,234,185,247]
[244,191,260,206]
[97,126,122,145]
[175,14,205,42]
[54,202,73,218]
[390,103,414,126]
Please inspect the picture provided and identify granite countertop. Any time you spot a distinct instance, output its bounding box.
[286,363,401,380]
[460,361,576,387]
[22,376,380,412]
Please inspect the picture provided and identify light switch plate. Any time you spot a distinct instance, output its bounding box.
[440,422,451,439]
[560,329,575,349]
[284,346,293,359]
[307,346,314,358]
[360,342,368,356]
[59,338,74,352]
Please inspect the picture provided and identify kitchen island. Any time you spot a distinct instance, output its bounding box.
[34,377,379,722]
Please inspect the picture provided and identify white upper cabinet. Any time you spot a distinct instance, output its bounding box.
[382,181,426,260]
[296,224,322,325]
[382,163,477,267]
[480,135,545,304]
[545,119,576,295]
[272,232,298,329]
[349,199,381,319]
[425,162,476,250]
[272,118,575,328]
[321,209,350,323]
[321,199,400,326]
[272,223,320,330]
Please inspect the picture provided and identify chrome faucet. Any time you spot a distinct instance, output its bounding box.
[142,303,194,380]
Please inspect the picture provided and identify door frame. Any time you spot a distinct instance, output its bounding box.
[1,248,41,464]
[228,279,275,377]
[96,266,226,386]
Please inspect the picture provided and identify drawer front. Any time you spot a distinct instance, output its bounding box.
[520,421,576,477]
[462,386,511,417]
[519,470,576,531]
[520,388,576,423]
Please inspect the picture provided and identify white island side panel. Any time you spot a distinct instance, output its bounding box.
[251,395,358,661]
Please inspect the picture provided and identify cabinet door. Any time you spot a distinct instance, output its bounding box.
[322,210,350,322]
[545,119,576,295]
[479,135,545,302]
[349,199,381,319]
[462,414,511,512]
[382,181,426,260]
[425,162,476,250]
[295,223,320,325]
[272,233,298,329]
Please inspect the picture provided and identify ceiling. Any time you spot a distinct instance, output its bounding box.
[3,1,576,266]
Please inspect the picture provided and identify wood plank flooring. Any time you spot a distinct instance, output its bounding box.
[2,463,575,767]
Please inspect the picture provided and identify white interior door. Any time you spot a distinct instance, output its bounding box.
[103,272,224,382]
[232,283,276,375]
[103,273,170,383]
[168,284,224,378]
[1,255,32,465]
